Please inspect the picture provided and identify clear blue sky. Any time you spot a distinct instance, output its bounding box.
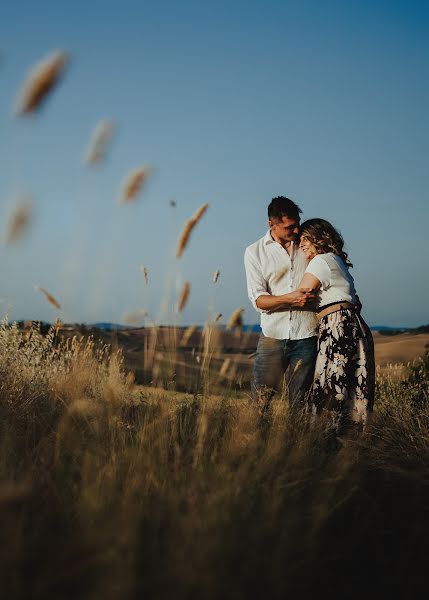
[1,0,428,327]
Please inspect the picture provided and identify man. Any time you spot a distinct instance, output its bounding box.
[244,196,318,411]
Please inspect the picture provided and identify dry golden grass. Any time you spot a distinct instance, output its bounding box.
[84,119,115,165]
[177,281,191,312]
[180,324,198,346]
[15,50,69,115]
[119,166,153,204]
[226,306,244,330]
[0,319,427,598]
[4,198,32,245]
[36,286,61,310]
[176,202,209,258]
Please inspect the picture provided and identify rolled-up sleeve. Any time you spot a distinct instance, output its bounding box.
[244,248,270,313]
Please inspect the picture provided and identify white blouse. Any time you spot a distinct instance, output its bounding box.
[304,253,357,308]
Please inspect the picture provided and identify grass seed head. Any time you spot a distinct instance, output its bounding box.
[84,119,115,165]
[4,199,33,245]
[119,166,153,204]
[178,281,191,312]
[213,269,220,283]
[16,50,69,115]
[226,307,244,331]
[176,202,209,258]
[36,286,61,310]
[180,324,197,346]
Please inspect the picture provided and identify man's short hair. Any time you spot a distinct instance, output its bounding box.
[268,196,302,221]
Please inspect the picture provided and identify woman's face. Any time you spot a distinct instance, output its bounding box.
[299,235,317,260]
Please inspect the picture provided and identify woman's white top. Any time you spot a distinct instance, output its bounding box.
[304,253,357,308]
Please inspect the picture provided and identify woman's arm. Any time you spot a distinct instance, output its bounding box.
[298,272,322,292]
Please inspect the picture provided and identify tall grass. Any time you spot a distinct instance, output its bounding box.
[0,321,428,599]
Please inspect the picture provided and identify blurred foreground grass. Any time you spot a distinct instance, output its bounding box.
[0,320,428,599]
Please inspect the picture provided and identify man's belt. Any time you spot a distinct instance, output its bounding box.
[317,301,356,321]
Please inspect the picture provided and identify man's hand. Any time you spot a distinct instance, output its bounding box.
[287,288,318,308]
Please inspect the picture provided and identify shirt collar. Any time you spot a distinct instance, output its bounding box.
[263,230,297,252]
[263,230,274,245]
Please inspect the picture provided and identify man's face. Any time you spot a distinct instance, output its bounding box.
[269,215,300,244]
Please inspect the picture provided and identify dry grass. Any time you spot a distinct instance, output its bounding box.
[15,50,69,115]
[180,324,198,346]
[176,202,209,258]
[177,281,191,312]
[4,198,33,245]
[226,306,244,330]
[36,286,61,310]
[84,119,115,165]
[0,319,428,598]
[119,166,153,204]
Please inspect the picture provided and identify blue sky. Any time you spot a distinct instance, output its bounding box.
[0,0,428,327]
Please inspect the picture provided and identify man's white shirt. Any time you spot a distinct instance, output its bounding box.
[244,231,318,340]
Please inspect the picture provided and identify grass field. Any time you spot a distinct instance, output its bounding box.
[40,324,429,393]
[0,320,428,599]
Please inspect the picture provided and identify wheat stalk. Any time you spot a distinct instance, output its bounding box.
[54,318,63,336]
[119,166,153,204]
[4,199,32,245]
[84,119,115,165]
[226,307,244,331]
[177,282,191,312]
[180,324,197,346]
[213,270,220,283]
[176,202,209,258]
[219,358,232,377]
[36,286,61,310]
[15,50,69,115]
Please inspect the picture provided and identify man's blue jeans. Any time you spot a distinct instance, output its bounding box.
[251,334,318,410]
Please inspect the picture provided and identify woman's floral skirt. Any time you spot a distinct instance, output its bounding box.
[312,308,375,431]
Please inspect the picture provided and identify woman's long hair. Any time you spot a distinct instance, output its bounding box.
[300,218,353,267]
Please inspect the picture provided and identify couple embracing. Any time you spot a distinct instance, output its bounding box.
[244,196,375,434]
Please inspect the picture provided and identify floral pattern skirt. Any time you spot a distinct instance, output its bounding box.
[312,309,375,431]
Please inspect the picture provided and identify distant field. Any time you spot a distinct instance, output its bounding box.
[373,332,429,366]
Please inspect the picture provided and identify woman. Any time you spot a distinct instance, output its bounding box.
[298,218,375,433]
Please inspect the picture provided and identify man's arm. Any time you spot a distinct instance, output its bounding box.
[255,288,317,311]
